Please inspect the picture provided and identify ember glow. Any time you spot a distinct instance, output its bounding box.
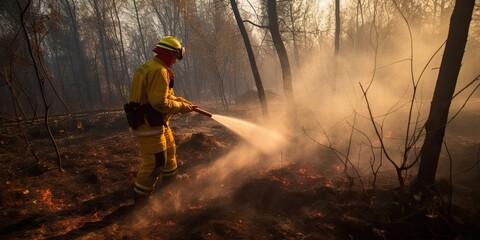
[269,175,291,186]
[40,188,60,210]
[38,188,70,211]
[56,216,85,235]
[297,168,307,175]
[186,202,206,211]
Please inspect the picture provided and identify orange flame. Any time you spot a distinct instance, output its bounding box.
[186,203,205,211]
[165,220,176,227]
[269,175,290,186]
[40,188,55,209]
[39,188,70,211]
[307,173,321,179]
[310,211,324,218]
[324,180,334,188]
[297,168,307,175]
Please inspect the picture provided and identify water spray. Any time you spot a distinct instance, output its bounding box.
[192,106,285,154]
[193,107,213,118]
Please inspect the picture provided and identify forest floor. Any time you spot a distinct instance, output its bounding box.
[0,104,479,240]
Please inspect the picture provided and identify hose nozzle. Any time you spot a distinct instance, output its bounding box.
[193,108,213,118]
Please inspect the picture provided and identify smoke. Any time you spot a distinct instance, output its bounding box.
[226,13,480,179]
[133,113,290,224]
[287,21,480,176]
[132,11,480,225]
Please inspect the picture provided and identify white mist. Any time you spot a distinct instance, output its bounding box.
[211,114,286,154]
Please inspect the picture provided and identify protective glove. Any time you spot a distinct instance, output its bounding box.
[175,96,192,105]
[179,102,197,113]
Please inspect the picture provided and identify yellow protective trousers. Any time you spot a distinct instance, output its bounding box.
[134,125,177,196]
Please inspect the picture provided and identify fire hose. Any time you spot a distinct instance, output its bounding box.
[193,108,213,118]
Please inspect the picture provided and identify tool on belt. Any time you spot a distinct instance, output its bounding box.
[124,103,166,129]
[124,103,213,129]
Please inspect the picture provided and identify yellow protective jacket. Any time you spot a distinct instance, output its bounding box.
[128,57,184,137]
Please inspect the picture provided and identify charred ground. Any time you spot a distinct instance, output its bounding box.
[0,108,479,240]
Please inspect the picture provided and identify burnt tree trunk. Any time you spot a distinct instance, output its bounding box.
[267,0,294,105]
[230,0,268,116]
[64,0,96,107]
[334,0,340,55]
[92,0,112,105]
[112,0,129,102]
[416,0,475,188]
[332,0,341,93]
[133,0,147,61]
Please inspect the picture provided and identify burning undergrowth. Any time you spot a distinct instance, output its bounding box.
[1,111,479,239]
[120,113,386,239]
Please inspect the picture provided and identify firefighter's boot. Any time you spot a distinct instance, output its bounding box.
[133,192,150,210]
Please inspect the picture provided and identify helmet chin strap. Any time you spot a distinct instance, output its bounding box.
[177,47,185,60]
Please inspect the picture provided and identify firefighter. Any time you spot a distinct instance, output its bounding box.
[124,36,195,208]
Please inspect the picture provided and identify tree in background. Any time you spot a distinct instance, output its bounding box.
[133,0,148,62]
[230,0,268,116]
[267,0,293,106]
[334,0,340,55]
[18,0,63,170]
[416,0,476,191]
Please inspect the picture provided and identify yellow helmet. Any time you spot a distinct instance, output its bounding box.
[156,36,185,60]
